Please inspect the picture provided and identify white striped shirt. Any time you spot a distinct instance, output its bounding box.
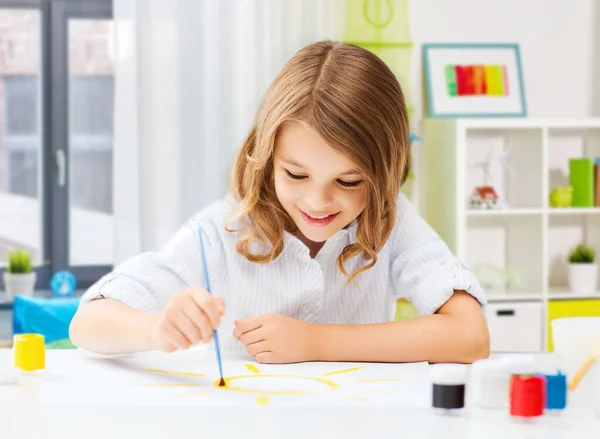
[80,193,486,353]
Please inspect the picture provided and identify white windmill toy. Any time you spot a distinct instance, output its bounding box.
[469,141,512,210]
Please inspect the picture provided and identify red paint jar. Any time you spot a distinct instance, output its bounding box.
[510,375,546,417]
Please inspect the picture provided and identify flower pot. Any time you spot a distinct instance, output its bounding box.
[2,272,36,302]
[568,263,598,296]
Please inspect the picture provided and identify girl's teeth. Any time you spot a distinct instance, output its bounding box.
[308,213,329,219]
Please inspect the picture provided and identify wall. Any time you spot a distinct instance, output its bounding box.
[593,0,600,116]
[408,0,597,121]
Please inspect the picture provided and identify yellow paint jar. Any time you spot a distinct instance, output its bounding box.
[13,333,45,372]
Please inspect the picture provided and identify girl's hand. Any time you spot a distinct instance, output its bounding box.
[233,314,316,364]
[151,288,225,352]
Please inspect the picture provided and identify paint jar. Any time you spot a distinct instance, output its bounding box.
[543,371,567,413]
[13,333,45,375]
[430,363,467,414]
[510,374,546,420]
[470,358,511,409]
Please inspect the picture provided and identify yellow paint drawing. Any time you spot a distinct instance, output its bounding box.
[322,366,367,376]
[245,363,261,374]
[130,362,416,406]
[141,368,206,378]
[214,374,339,395]
[255,396,270,405]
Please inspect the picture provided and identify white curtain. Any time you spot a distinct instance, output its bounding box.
[111,0,344,264]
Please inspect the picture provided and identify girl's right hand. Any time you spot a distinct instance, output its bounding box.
[151,287,225,352]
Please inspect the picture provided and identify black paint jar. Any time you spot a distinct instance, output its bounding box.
[430,364,468,411]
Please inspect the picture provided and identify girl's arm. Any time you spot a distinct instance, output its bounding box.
[311,290,489,363]
[70,287,225,355]
[70,299,159,354]
[70,217,227,355]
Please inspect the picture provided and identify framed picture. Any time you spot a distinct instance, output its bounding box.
[423,43,527,118]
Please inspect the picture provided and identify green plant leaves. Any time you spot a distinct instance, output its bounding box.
[7,249,33,274]
[568,244,596,263]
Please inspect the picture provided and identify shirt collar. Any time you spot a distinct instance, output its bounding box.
[279,219,359,261]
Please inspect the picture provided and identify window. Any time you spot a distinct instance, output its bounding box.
[0,9,42,265]
[0,1,113,290]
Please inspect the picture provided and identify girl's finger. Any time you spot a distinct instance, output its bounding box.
[190,289,222,328]
[174,309,203,345]
[235,316,263,335]
[164,320,191,350]
[255,352,274,364]
[240,326,265,347]
[247,340,269,357]
[181,299,211,340]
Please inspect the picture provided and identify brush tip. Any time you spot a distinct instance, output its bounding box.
[218,378,226,387]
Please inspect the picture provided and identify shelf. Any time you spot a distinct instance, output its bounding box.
[548,208,600,215]
[465,127,543,210]
[547,215,600,291]
[467,208,542,217]
[486,292,543,303]
[423,117,600,353]
[465,208,600,216]
[547,289,600,301]
[467,215,544,294]
[456,118,600,130]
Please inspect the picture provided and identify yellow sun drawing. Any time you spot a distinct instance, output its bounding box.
[137,363,404,405]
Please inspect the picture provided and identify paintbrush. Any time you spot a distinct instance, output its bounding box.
[198,229,225,387]
[568,332,600,391]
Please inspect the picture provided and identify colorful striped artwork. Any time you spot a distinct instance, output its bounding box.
[445,64,509,97]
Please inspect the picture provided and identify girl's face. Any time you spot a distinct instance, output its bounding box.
[273,121,367,253]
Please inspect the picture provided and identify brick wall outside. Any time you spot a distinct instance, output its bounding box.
[0,9,113,193]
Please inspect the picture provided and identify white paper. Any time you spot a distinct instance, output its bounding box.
[36,350,432,408]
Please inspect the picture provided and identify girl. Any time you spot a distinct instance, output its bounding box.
[70,41,489,364]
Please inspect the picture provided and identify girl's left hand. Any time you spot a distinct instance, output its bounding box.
[233,314,316,364]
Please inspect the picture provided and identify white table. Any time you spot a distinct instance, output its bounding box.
[0,349,599,439]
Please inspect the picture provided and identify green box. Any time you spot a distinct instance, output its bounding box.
[569,158,594,207]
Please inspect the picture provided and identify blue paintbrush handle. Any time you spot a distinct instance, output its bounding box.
[213,330,224,378]
[198,228,224,380]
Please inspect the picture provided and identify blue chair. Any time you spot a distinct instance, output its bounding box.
[12,295,80,344]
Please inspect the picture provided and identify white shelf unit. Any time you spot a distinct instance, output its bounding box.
[421,118,600,353]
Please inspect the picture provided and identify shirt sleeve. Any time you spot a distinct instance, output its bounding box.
[389,193,487,316]
[79,216,220,313]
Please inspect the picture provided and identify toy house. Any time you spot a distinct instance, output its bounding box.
[470,186,499,209]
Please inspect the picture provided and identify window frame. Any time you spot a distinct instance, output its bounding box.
[0,0,114,292]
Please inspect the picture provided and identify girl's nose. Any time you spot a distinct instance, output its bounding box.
[305,186,333,211]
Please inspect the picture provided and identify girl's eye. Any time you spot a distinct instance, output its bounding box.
[285,169,307,180]
[337,179,362,188]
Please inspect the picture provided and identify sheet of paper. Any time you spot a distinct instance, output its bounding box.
[36,350,432,408]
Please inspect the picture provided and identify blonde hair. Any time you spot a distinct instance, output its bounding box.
[227,40,410,283]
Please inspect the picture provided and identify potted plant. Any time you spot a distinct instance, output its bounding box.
[3,249,36,302]
[567,244,598,296]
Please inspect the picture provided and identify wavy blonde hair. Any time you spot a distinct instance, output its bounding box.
[227,40,410,283]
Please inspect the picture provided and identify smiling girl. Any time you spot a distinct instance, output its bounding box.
[70,41,489,364]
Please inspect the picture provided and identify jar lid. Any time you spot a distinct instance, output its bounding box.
[471,358,512,378]
[501,354,535,375]
[430,363,468,385]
